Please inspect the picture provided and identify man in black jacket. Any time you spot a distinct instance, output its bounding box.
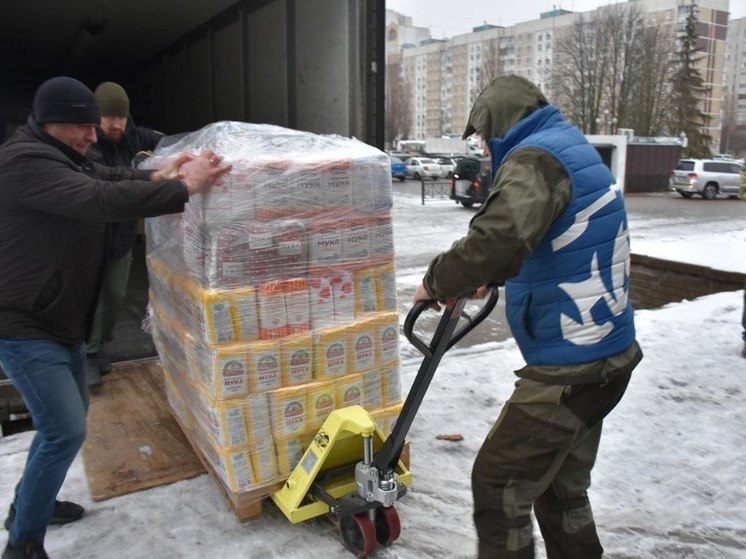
[0,76,231,559]
[85,81,163,387]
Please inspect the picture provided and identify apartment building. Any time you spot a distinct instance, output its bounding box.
[722,17,746,153]
[386,0,732,152]
[649,0,730,150]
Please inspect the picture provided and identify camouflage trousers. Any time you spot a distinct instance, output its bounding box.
[472,372,632,558]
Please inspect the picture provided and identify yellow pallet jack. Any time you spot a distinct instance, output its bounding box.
[272,287,500,556]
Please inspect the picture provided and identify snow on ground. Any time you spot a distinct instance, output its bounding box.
[1,191,744,558]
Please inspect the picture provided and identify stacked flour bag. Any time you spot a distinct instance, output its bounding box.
[144,122,404,495]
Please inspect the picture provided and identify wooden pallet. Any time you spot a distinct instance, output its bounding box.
[170,410,281,521]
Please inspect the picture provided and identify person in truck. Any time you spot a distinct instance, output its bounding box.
[0,76,231,559]
[84,81,165,388]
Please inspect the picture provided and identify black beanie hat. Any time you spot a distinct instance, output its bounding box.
[94,82,130,117]
[33,76,101,125]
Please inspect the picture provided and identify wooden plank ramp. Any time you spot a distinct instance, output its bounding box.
[81,358,206,501]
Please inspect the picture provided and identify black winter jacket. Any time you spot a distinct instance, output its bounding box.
[89,118,163,261]
[0,118,188,344]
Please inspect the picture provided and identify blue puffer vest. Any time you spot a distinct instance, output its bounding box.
[488,105,635,365]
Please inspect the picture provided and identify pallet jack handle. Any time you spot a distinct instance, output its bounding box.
[404,286,501,356]
[371,284,500,473]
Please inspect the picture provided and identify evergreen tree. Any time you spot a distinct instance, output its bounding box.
[667,3,711,157]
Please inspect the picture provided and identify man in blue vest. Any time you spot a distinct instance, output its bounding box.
[414,75,643,558]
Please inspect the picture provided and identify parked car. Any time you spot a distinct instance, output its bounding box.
[404,157,442,180]
[389,156,406,181]
[669,158,742,199]
[387,151,411,161]
[433,156,456,178]
[450,156,492,207]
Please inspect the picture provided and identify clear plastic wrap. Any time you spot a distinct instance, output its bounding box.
[144,122,403,495]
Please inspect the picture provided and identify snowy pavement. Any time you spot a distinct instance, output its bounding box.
[1,191,745,558]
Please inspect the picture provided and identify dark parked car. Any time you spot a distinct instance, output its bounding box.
[389,156,406,182]
[450,156,492,207]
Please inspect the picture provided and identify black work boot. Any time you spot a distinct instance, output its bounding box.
[1,540,49,559]
[4,500,85,531]
[86,354,102,389]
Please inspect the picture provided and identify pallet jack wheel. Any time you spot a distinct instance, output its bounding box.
[340,512,377,557]
[374,506,401,546]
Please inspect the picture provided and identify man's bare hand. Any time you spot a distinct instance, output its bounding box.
[150,152,194,181]
[180,150,232,195]
[471,285,490,299]
[413,283,456,311]
[413,283,432,305]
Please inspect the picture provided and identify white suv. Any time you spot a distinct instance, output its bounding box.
[669,159,742,200]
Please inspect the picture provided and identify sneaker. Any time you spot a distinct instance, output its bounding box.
[97,350,112,376]
[86,355,102,389]
[2,540,49,559]
[4,500,85,531]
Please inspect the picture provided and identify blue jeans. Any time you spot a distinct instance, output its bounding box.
[0,339,87,545]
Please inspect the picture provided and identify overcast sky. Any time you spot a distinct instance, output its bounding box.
[387,0,746,39]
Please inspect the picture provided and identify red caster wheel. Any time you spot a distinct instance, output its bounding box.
[374,505,401,546]
[340,512,377,557]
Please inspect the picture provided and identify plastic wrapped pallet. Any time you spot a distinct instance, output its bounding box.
[144,122,404,499]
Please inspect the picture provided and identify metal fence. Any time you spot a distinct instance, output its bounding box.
[420,179,452,205]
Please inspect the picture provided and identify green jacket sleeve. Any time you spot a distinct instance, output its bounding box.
[423,148,571,299]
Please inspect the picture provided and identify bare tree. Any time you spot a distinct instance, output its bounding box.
[624,24,675,136]
[589,6,620,133]
[720,88,737,154]
[597,4,644,133]
[552,13,607,133]
[479,38,501,89]
[719,88,746,156]
[384,60,412,149]
[552,5,675,138]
